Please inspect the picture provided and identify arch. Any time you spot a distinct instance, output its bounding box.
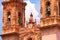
[18,12,21,17]
[28,38,32,40]
[46,1,50,5]
[46,1,51,17]
[18,12,21,26]
[59,2,60,16]
[7,11,11,26]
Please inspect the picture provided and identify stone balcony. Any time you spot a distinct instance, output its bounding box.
[40,15,60,28]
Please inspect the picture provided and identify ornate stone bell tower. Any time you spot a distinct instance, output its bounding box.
[0,0,26,40]
[40,0,60,40]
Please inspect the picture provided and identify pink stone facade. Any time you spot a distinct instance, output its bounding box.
[0,0,60,40]
[41,26,60,40]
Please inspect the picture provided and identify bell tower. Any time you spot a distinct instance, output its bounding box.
[40,0,60,40]
[2,0,26,33]
[0,0,26,40]
[40,0,60,26]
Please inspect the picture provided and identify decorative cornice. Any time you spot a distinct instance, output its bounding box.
[40,24,60,29]
[0,32,19,36]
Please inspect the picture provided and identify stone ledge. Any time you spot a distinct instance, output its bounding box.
[0,32,19,36]
[40,24,60,29]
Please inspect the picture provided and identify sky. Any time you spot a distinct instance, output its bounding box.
[24,0,40,24]
[0,0,40,40]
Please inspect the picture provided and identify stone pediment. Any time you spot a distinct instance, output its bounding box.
[19,27,41,40]
[19,27,40,37]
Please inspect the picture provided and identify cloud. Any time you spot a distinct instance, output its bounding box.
[24,0,40,24]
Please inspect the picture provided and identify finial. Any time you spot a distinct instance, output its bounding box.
[30,13,33,17]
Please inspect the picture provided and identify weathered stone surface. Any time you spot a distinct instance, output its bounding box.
[1,0,60,40]
[40,0,60,40]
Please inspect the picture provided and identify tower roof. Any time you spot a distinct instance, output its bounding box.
[28,13,36,24]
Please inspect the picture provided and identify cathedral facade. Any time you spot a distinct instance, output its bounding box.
[0,0,60,40]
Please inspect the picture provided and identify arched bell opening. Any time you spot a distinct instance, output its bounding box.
[46,1,51,17]
[28,38,32,40]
